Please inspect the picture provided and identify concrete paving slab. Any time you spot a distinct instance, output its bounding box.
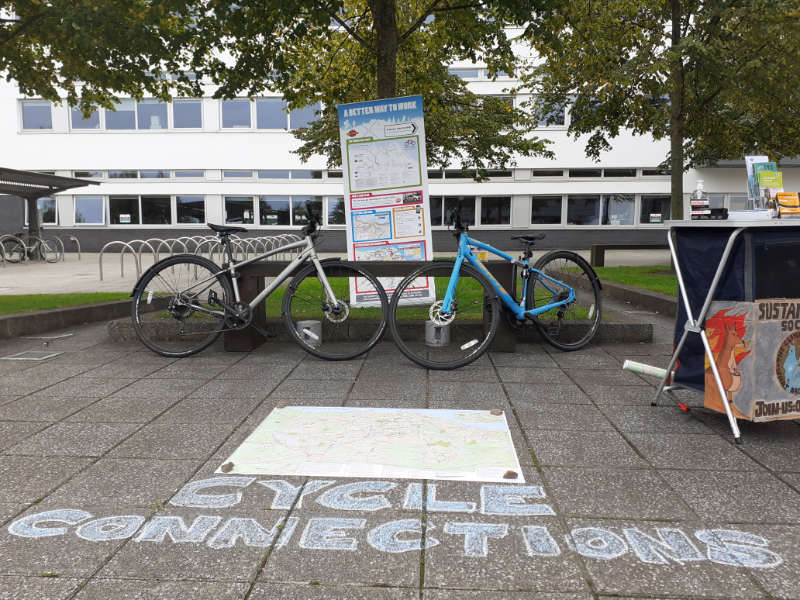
[504,384,592,405]
[42,458,199,508]
[65,396,182,424]
[259,510,421,588]
[581,384,658,405]
[599,405,714,433]
[543,467,692,520]
[489,351,558,368]
[346,397,426,408]
[214,364,295,381]
[428,382,505,403]
[426,593,591,600]
[73,579,249,600]
[429,367,500,383]
[516,404,613,431]
[626,432,761,470]
[425,398,511,411]
[5,422,140,457]
[422,515,588,592]
[495,367,574,385]
[0,395,20,406]
[107,378,205,400]
[249,583,417,599]
[564,368,651,388]
[22,377,137,399]
[527,431,646,468]
[0,421,49,450]
[0,456,92,503]
[289,360,364,380]
[0,396,101,422]
[722,524,800,599]
[566,518,767,598]
[108,422,237,460]
[0,504,24,525]
[0,374,71,396]
[0,575,82,600]
[548,349,622,370]
[154,396,262,425]
[349,379,425,401]
[660,470,800,523]
[270,379,352,401]
[144,362,231,380]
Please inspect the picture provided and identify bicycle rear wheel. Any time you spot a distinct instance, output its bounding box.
[389,263,499,370]
[131,255,233,357]
[1,236,26,263]
[283,260,388,360]
[527,250,601,351]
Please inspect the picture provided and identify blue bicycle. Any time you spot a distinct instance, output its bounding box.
[389,208,602,369]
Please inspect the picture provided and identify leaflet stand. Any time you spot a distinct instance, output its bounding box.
[652,226,745,444]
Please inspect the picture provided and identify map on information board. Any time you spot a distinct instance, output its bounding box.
[217,406,524,482]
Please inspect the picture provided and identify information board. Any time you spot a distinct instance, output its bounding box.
[337,96,434,305]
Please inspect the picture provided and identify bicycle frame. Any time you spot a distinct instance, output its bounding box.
[162,235,340,318]
[440,232,575,320]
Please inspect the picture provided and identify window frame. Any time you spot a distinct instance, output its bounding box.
[20,99,54,131]
[23,196,59,226]
[220,98,253,129]
[73,196,106,226]
[171,98,203,129]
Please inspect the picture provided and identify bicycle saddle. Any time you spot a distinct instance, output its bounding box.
[208,223,248,234]
[511,233,546,244]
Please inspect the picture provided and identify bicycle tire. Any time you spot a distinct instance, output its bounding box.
[283,260,388,360]
[389,262,500,370]
[527,250,601,351]
[131,254,233,357]
[0,236,26,263]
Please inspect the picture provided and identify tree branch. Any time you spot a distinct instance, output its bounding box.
[398,0,441,43]
[326,8,375,53]
[0,12,46,48]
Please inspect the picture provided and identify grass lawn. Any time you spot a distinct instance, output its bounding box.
[0,293,131,315]
[593,265,677,296]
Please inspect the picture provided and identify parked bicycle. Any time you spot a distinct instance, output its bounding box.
[389,206,602,369]
[131,215,388,359]
[0,230,64,263]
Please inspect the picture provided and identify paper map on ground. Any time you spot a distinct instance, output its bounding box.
[218,407,524,483]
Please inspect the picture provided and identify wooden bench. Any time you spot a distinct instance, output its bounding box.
[590,243,669,267]
[224,260,519,353]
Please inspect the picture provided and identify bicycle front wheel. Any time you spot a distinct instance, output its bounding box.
[527,250,601,351]
[131,255,233,357]
[1,236,26,263]
[282,261,388,360]
[389,263,499,370]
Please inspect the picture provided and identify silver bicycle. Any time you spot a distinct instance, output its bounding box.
[130,217,388,359]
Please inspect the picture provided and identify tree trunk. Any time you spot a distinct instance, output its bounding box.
[669,0,684,220]
[370,0,398,98]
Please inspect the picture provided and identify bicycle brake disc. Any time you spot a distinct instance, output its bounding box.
[324,301,350,323]
[429,300,456,326]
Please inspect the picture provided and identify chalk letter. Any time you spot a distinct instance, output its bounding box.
[480,485,555,516]
[444,522,508,558]
[169,476,255,508]
[207,516,299,549]
[8,509,92,538]
[521,525,561,557]
[76,516,145,542]
[404,483,476,513]
[258,480,334,510]
[570,527,628,560]
[624,527,705,565]
[135,515,221,543]
[299,518,366,551]
[695,529,783,569]
[316,481,396,512]
[367,519,439,553]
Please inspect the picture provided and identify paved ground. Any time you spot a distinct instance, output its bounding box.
[0,298,798,600]
[0,249,671,294]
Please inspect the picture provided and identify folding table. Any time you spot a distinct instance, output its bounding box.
[653,220,800,443]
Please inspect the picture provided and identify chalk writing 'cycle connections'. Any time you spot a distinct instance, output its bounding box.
[8,477,782,569]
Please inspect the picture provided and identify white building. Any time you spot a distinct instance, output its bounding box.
[2,56,797,252]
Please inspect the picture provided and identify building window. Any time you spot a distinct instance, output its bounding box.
[604,168,636,177]
[70,107,100,130]
[327,170,343,179]
[74,196,104,224]
[105,99,136,129]
[223,170,253,178]
[291,170,323,179]
[532,169,563,177]
[327,196,345,225]
[601,194,634,225]
[73,171,104,179]
[173,170,204,178]
[21,100,52,130]
[177,196,205,224]
[444,196,475,226]
[108,170,138,179]
[448,68,480,79]
[480,196,511,225]
[289,103,321,129]
[486,169,513,178]
[532,196,562,224]
[430,196,443,226]
[259,196,290,226]
[259,170,290,179]
[291,196,322,225]
[225,196,254,224]
[109,196,140,225]
[444,170,478,180]
[137,100,168,129]
[222,99,251,128]
[428,170,443,179]
[535,103,566,127]
[568,168,602,178]
[140,170,170,178]
[640,195,671,223]
[256,98,287,129]
[173,99,202,128]
[141,196,172,224]
[37,197,57,224]
[642,168,671,176]
[567,195,600,225]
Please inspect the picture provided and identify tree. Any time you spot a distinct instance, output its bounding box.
[522,0,800,219]
[187,0,552,170]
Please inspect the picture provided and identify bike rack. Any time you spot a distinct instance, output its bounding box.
[67,236,81,260]
[99,241,140,281]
